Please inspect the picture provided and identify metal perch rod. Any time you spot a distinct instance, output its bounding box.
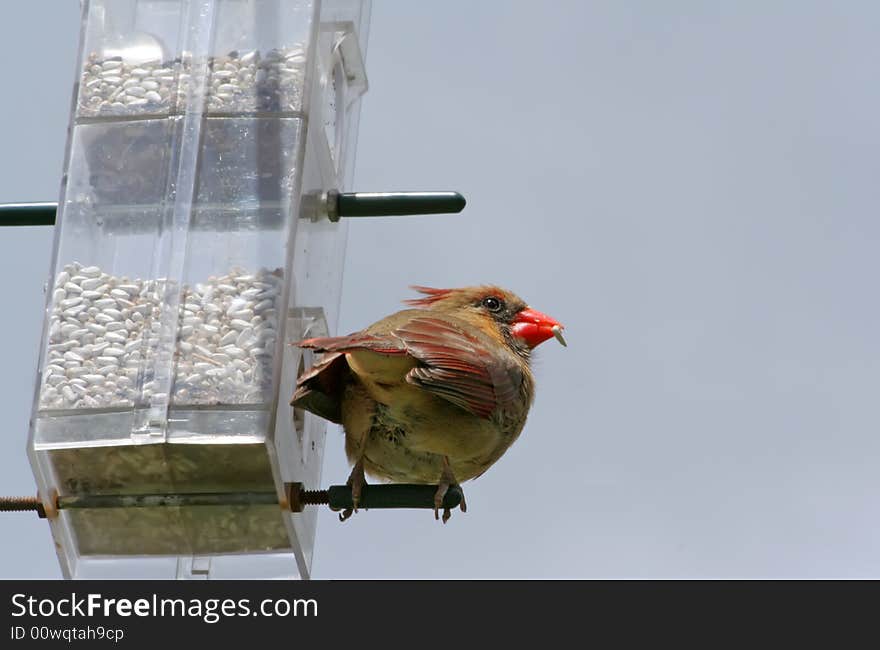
[0,191,467,227]
[0,484,465,518]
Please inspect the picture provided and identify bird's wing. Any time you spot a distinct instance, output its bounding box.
[290,350,348,424]
[298,316,522,419]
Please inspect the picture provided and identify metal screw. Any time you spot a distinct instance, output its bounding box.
[0,496,45,518]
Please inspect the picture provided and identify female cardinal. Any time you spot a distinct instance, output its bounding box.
[292,285,566,522]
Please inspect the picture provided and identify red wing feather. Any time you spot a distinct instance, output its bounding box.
[296,317,522,419]
[394,317,522,419]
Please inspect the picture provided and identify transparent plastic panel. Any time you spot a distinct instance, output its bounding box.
[267,0,371,574]
[77,0,314,118]
[28,0,365,581]
[30,0,370,580]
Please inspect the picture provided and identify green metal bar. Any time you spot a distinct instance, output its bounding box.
[337,191,466,217]
[0,202,57,226]
[0,192,467,227]
[327,484,464,511]
[57,492,280,510]
[49,484,463,511]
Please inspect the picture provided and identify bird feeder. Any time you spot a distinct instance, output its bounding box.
[26,0,371,579]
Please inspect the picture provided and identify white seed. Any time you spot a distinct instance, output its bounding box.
[229,308,254,321]
[60,297,83,309]
[254,299,274,312]
[257,329,275,342]
[224,346,246,359]
[237,328,256,347]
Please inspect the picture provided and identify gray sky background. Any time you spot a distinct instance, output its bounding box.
[1,1,878,578]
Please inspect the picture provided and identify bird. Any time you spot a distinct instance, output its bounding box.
[291,285,566,523]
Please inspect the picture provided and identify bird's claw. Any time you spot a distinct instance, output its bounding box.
[434,489,466,523]
[338,459,366,523]
[434,457,466,523]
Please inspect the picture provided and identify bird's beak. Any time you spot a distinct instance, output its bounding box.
[512,308,567,348]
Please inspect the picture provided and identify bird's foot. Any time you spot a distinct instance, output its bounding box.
[434,457,466,524]
[339,459,367,523]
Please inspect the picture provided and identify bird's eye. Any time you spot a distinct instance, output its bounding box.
[482,296,503,312]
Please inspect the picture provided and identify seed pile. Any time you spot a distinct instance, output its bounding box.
[40,262,282,410]
[78,46,306,117]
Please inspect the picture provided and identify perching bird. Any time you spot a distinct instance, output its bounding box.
[291,285,566,522]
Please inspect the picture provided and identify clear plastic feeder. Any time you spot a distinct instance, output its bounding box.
[27,0,370,579]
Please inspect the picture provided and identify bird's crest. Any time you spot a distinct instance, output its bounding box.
[403,286,454,308]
